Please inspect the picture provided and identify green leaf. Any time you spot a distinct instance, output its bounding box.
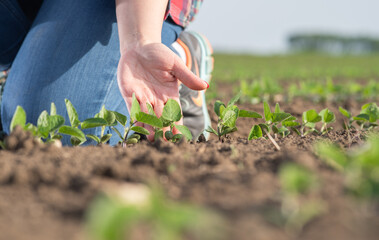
[291,127,301,136]
[220,127,237,136]
[214,101,226,117]
[125,138,139,144]
[271,112,292,123]
[58,126,86,143]
[24,123,38,136]
[165,131,174,140]
[136,112,163,128]
[37,111,50,138]
[319,108,336,124]
[227,91,242,106]
[283,120,300,127]
[81,118,108,129]
[129,134,141,140]
[272,125,279,134]
[263,101,272,122]
[146,103,156,116]
[98,106,116,126]
[206,126,218,136]
[130,93,141,122]
[48,115,65,133]
[161,99,182,122]
[10,106,26,131]
[154,129,164,141]
[70,136,82,146]
[50,102,57,116]
[65,99,80,128]
[221,106,239,128]
[248,125,262,140]
[239,110,262,118]
[361,102,379,122]
[303,110,321,123]
[174,124,193,141]
[172,134,183,142]
[100,134,112,143]
[259,123,270,133]
[274,103,281,113]
[86,134,101,143]
[353,114,370,122]
[339,107,351,118]
[131,126,150,135]
[112,111,127,126]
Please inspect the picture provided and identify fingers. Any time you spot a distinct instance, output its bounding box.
[172,55,209,91]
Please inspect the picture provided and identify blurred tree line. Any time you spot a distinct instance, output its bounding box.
[288,34,379,55]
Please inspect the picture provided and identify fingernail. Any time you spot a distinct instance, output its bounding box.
[204,81,209,89]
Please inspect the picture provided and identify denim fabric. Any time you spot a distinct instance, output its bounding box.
[0,0,183,145]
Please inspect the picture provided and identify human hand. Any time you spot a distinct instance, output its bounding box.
[117,42,208,141]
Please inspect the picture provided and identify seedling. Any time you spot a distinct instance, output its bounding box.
[339,106,354,130]
[298,109,321,137]
[353,102,379,130]
[86,184,224,240]
[207,92,262,140]
[278,163,324,231]
[57,99,87,146]
[249,102,297,150]
[316,134,379,199]
[319,108,335,134]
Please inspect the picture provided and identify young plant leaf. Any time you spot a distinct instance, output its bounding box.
[361,102,379,122]
[221,106,239,128]
[81,118,108,129]
[227,91,242,106]
[172,134,183,142]
[131,126,150,135]
[283,120,300,127]
[86,134,101,143]
[263,101,272,122]
[10,106,26,131]
[99,106,116,126]
[58,125,86,143]
[111,127,123,140]
[248,125,262,140]
[70,136,82,146]
[239,110,262,118]
[206,126,218,136]
[37,111,51,138]
[48,115,65,133]
[353,114,370,121]
[50,102,57,116]
[174,124,193,141]
[65,99,80,128]
[161,99,182,122]
[220,127,237,136]
[274,103,281,113]
[339,107,351,118]
[125,138,139,144]
[130,93,141,122]
[214,101,226,117]
[154,129,164,141]
[271,113,292,123]
[319,108,336,123]
[24,123,38,136]
[303,110,321,123]
[100,134,112,143]
[136,112,163,128]
[146,103,156,116]
[112,111,127,126]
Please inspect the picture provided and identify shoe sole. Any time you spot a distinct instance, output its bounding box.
[186,31,214,140]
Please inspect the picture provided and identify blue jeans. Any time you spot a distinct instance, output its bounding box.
[0,0,183,145]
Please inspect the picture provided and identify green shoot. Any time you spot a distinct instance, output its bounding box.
[299,109,321,137]
[207,92,262,140]
[319,108,336,134]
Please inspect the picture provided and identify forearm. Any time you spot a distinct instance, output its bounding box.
[115,0,168,52]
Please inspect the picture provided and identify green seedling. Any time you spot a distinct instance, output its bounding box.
[319,108,335,134]
[128,95,192,143]
[9,103,65,143]
[278,163,325,231]
[249,102,297,150]
[57,99,87,146]
[207,92,262,140]
[353,102,379,130]
[339,106,354,130]
[298,109,321,137]
[86,184,224,240]
[316,134,379,199]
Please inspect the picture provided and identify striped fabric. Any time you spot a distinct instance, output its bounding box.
[167,0,203,27]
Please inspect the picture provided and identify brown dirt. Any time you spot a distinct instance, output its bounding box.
[0,96,378,240]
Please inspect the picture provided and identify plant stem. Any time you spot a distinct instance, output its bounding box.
[263,129,281,151]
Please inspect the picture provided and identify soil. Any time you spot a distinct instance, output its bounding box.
[0,93,378,240]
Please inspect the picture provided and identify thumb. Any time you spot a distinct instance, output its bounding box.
[172,54,209,91]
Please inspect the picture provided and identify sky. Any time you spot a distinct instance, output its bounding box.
[188,0,379,54]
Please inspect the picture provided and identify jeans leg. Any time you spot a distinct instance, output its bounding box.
[0,0,31,70]
[1,0,183,145]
